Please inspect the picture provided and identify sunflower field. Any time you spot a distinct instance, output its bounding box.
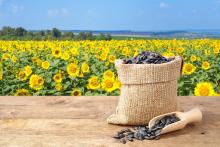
[0,39,220,96]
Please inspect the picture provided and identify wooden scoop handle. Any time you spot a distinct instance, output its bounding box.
[182,108,202,124]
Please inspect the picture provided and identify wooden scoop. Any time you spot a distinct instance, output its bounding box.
[148,108,202,135]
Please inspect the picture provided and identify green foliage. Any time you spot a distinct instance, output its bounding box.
[0,26,112,41]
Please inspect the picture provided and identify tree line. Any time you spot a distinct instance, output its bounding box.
[0,26,112,40]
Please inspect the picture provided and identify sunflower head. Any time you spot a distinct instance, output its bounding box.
[108,55,116,63]
[2,53,10,60]
[115,78,122,89]
[202,61,210,70]
[162,52,175,58]
[100,52,108,61]
[25,66,32,76]
[61,51,70,60]
[17,70,27,81]
[81,63,90,74]
[194,82,215,96]
[214,47,219,55]
[52,48,62,58]
[182,63,196,75]
[87,76,100,90]
[190,55,197,62]
[15,89,31,96]
[53,73,62,83]
[37,59,42,67]
[42,61,50,70]
[55,83,62,91]
[177,47,185,54]
[11,55,17,63]
[103,70,115,79]
[32,57,38,63]
[101,78,116,93]
[67,63,79,77]
[29,74,44,90]
[70,48,79,56]
[71,88,82,96]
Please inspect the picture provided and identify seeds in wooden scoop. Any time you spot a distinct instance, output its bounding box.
[113,114,180,144]
[123,51,174,64]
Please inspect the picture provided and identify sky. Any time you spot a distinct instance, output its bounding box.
[0,0,220,31]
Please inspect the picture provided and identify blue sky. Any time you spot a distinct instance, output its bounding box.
[0,0,220,30]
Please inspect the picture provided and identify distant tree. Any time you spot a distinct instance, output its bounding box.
[52,28,61,38]
[63,32,74,39]
[86,32,94,40]
[1,26,15,35]
[15,27,27,36]
[0,26,112,41]
[105,34,112,40]
[39,30,45,36]
[45,30,51,35]
[78,32,87,40]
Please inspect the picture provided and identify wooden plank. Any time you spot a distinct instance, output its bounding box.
[0,96,116,119]
[0,96,219,119]
[0,96,219,147]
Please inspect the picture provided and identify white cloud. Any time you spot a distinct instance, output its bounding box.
[48,8,70,17]
[11,4,24,13]
[160,2,169,8]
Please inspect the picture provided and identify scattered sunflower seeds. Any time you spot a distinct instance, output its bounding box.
[123,51,174,64]
[113,114,180,144]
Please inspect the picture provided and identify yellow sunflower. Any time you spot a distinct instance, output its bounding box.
[87,76,100,90]
[55,83,62,91]
[177,47,185,54]
[214,47,219,55]
[70,48,79,56]
[0,62,2,80]
[190,55,197,62]
[182,63,196,75]
[103,70,115,79]
[37,59,42,67]
[81,62,90,73]
[115,78,122,89]
[32,57,38,63]
[71,88,82,96]
[67,63,79,77]
[2,53,10,60]
[101,78,116,93]
[194,82,215,96]
[100,52,108,61]
[108,55,116,63]
[52,48,62,58]
[15,89,31,96]
[133,51,139,57]
[17,70,27,81]
[162,52,175,57]
[11,55,17,63]
[202,61,210,70]
[41,61,50,70]
[53,73,62,83]
[29,75,44,90]
[61,51,70,60]
[24,66,32,76]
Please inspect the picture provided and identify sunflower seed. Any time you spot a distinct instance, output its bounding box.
[113,114,180,144]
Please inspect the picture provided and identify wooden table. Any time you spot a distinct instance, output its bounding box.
[0,96,219,147]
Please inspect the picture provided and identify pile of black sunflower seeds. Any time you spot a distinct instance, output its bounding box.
[113,114,180,144]
[123,51,174,64]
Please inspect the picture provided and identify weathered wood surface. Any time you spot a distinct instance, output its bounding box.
[0,96,219,147]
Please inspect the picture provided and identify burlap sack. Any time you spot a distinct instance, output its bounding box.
[107,56,183,125]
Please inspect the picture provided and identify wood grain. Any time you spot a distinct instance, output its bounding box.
[0,96,219,147]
